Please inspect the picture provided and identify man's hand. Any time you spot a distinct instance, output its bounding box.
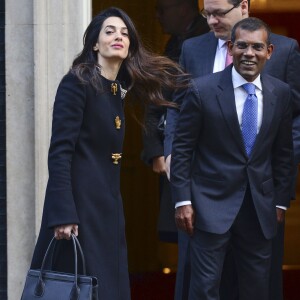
[175,204,195,236]
[165,155,171,180]
[152,156,166,174]
[276,208,286,223]
[54,224,78,240]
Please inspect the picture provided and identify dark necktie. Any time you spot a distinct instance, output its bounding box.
[241,83,258,156]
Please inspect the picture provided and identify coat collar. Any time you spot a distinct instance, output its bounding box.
[252,76,276,154]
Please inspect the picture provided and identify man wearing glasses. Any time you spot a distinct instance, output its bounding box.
[170,16,293,300]
[164,1,300,300]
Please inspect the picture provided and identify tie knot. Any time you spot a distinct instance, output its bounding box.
[243,83,256,95]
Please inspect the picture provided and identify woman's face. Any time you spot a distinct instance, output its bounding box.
[94,16,130,65]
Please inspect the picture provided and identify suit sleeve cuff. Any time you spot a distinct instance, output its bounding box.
[276,205,287,210]
[175,200,192,209]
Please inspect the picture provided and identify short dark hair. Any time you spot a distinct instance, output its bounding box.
[183,0,199,10]
[193,0,199,9]
[228,0,250,10]
[231,17,271,45]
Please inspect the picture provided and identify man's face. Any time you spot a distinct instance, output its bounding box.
[203,0,248,40]
[156,0,184,35]
[228,28,273,82]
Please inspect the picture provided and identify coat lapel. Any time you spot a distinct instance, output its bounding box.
[251,76,276,156]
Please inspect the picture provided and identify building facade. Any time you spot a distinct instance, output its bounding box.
[2,1,300,299]
[4,1,91,299]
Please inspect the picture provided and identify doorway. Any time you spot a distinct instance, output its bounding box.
[92,2,300,299]
[92,0,177,276]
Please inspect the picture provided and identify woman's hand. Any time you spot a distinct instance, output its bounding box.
[54,224,78,240]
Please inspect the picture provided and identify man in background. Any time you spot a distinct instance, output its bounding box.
[164,0,300,299]
[141,1,210,299]
[143,0,209,178]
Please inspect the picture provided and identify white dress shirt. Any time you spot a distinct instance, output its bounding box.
[213,39,228,73]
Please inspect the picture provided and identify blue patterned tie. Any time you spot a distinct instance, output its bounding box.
[241,83,258,156]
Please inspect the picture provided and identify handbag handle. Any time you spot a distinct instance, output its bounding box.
[47,234,87,275]
[34,234,85,299]
[73,234,87,275]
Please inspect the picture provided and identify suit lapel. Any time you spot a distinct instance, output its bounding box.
[185,33,217,77]
[197,33,218,76]
[216,67,246,153]
[217,70,277,158]
[251,76,276,155]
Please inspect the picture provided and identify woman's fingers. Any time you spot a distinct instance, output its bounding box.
[54,224,78,240]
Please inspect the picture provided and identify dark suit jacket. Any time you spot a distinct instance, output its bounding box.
[170,67,293,239]
[164,32,300,157]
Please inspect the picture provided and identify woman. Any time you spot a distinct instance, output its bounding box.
[30,7,187,300]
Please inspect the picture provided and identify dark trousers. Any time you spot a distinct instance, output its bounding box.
[174,233,239,300]
[269,221,285,300]
[218,221,285,300]
[158,175,178,243]
[188,191,272,300]
[174,230,191,300]
[175,224,284,300]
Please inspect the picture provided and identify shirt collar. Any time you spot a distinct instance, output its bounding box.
[218,38,228,50]
[231,66,262,91]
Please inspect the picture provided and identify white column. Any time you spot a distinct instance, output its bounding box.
[6,0,91,299]
[33,0,91,233]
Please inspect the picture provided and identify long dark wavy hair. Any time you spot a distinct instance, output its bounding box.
[72,7,189,106]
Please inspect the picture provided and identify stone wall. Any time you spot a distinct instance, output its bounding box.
[0,0,7,299]
[5,1,91,298]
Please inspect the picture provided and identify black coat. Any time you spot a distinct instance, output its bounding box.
[31,72,130,300]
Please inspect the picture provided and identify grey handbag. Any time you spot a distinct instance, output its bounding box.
[20,234,98,300]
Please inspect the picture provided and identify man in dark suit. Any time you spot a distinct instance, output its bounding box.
[170,17,293,300]
[165,0,300,157]
[141,3,210,298]
[164,1,300,299]
[142,0,210,242]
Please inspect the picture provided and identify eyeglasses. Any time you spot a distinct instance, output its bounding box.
[233,41,267,52]
[201,1,242,19]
